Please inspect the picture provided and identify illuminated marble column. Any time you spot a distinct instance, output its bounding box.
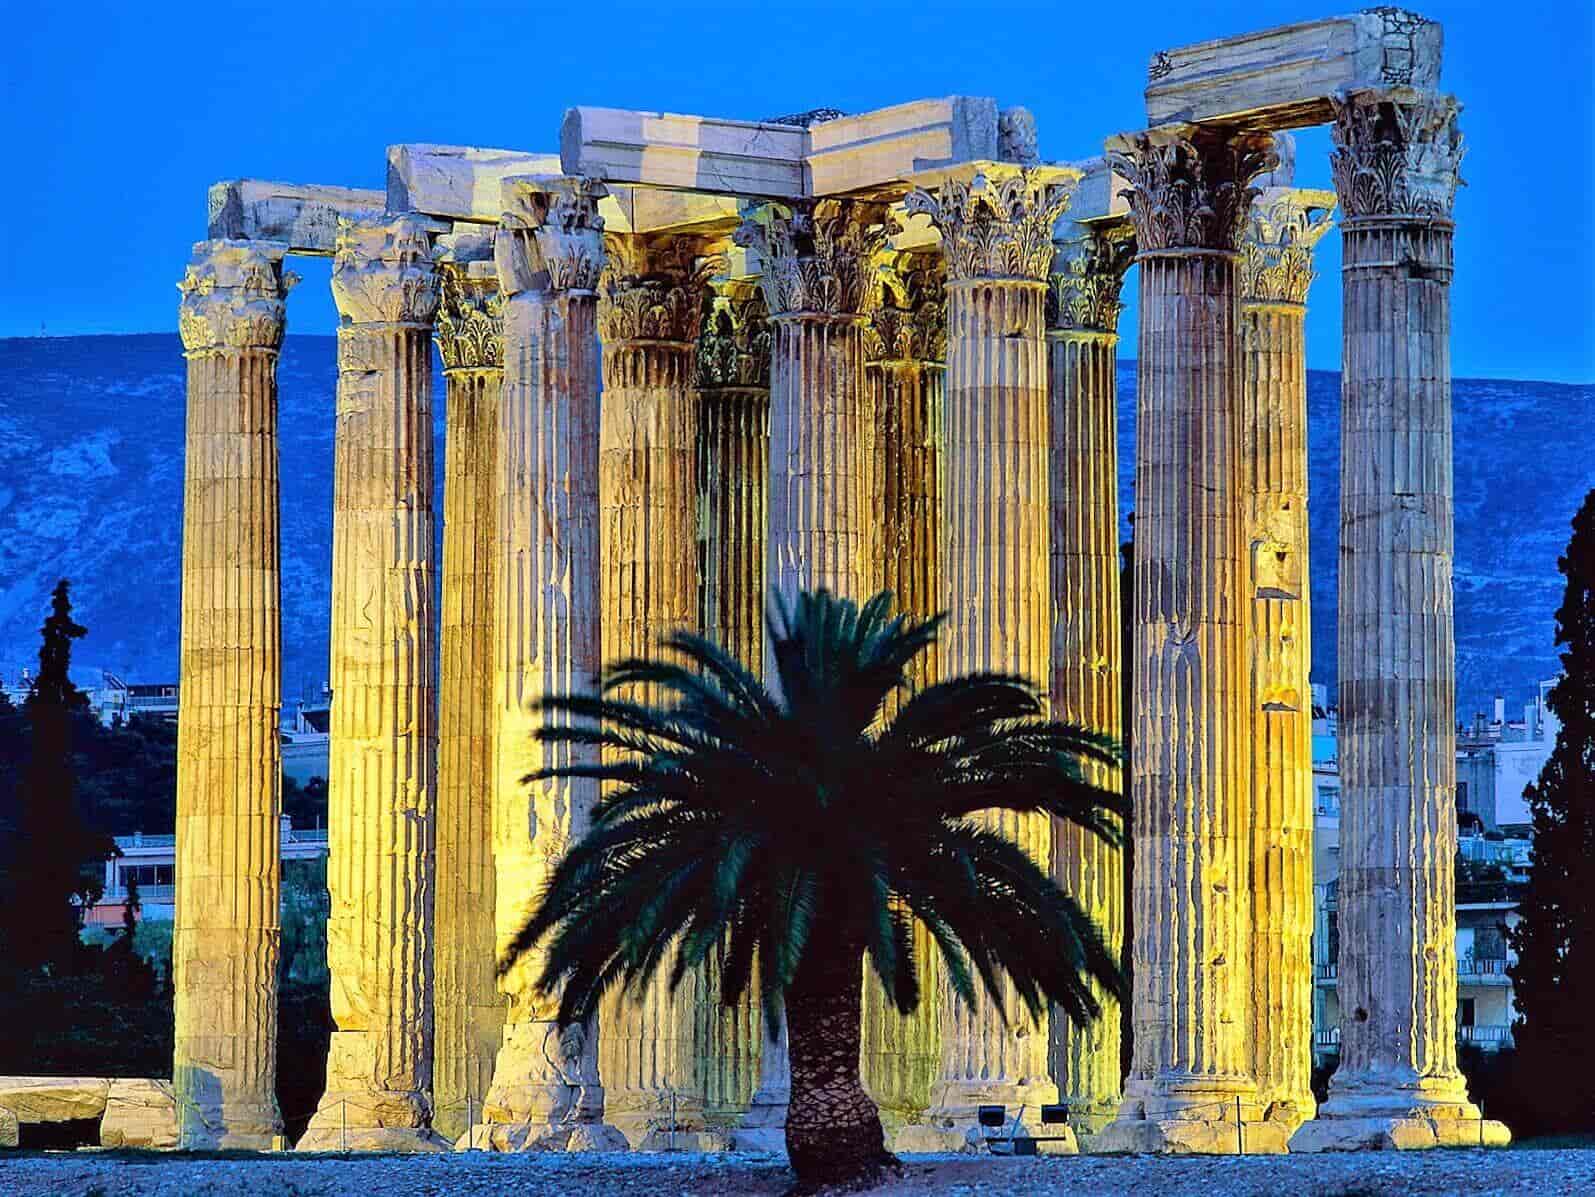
[431,236,507,1142]
[300,217,447,1152]
[731,199,893,1151]
[858,251,946,1135]
[898,167,1077,1151]
[1096,128,1285,1155]
[1045,223,1134,1137]
[1236,186,1335,1132]
[1292,87,1507,1153]
[693,282,771,1125]
[173,240,294,1149]
[596,232,716,1149]
[475,177,627,1153]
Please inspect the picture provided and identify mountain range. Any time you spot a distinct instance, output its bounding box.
[0,333,1590,721]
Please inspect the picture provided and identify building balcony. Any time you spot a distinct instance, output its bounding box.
[1459,1025,1513,1048]
[1314,961,1338,981]
[1314,1028,1341,1048]
[1459,956,1510,981]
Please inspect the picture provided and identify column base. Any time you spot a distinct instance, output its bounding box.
[895,1074,1059,1153]
[1056,1093,1120,1148]
[731,1086,788,1153]
[296,1123,451,1153]
[1290,1114,1510,1153]
[455,1120,630,1152]
[607,1101,712,1151]
[1094,1078,1286,1155]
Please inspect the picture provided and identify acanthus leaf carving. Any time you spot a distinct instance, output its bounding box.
[696,287,772,390]
[905,166,1079,284]
[497,177,608,296]
[1329,88,1463,221]
[1107,128,1279,253]
[1047,225,1135,333]
[1238,189,1338,305]
[733,199,896,317]
[863,252,946,363]
[434,262,503,371]
[598,234,722,345]
[331,216,439,326]
[178,239,297,353]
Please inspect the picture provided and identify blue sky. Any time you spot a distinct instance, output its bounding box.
[2,0,1591,381]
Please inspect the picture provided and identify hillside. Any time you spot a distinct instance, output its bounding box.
[0,333,1589,719]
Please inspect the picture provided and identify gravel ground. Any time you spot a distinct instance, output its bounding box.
[0,1148,1589,1196]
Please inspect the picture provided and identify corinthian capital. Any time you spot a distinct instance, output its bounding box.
[1239,188,1337,305]
[1329,87,1464,220]
[863,252,946,363]
[905,166,1080,284]
[331,216,439,326]
[434,262,502,372]
[733,199,896,318]
[496,176,607,297]
[1047,224,1135,333]
[598,234,722,345]
[696,283,771,389]
[178,240,297,353]
[1106,127,1279,253]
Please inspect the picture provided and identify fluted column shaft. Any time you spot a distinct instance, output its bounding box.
[1098,130,1280,1152]
[478,178,626,1152]
[302,217,443,1151]
[732,199,892,1145]
[1237,186,1334,1127]
[1308,91,1486,1139]
[1046,225,1133,1133]
[859,254,946,1130]
[173,240,292,1149]
[767,315,868,603]
[597,234,711,1147]
[432,249,506,1141]
[694,286,771,1123]
[902,170,1076,1141]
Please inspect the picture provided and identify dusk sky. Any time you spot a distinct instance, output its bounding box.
[3,0,1591,381]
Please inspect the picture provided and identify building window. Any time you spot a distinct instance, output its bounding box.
[1460,997,1476,1028]
[1327,910,1339,966]
[1457,780,1470,812]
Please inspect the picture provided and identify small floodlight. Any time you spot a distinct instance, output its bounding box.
[977,1104,1006,1127]
[1041,1103,1071,1125]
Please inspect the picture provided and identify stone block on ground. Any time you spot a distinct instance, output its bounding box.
[295,1125,452,1153]
[0,1106,17,1149]
[99,1079,179,1149]
[1290,1115,1511,1153]
[1093,1116,1290,1155]
[0,1077,111,1123]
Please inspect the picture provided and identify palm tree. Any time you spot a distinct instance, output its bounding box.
[504,589,1125,1192]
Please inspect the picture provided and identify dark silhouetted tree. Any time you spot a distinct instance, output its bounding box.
[1508,488,1595,1130]
[3,580,113,970]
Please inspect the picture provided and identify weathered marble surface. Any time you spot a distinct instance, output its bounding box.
[1145,9,1444,129]
[100,1080,180,1149]
[0,1078,111,1123]
[173,240,290,1150]
[206,181,385,254]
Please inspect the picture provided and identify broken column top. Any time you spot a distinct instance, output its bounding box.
[1146,8,1443,129]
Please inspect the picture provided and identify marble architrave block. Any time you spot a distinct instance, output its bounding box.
[562,108,807,198]
[1145,9,1443,129]
[173,239,293,1150]
[297,216,448,1153]
[206,181,387,255]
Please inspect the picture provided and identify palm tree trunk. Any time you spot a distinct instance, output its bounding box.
[784,941,900,1192]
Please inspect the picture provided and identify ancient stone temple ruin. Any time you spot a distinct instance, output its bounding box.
[171,8,1507,1154]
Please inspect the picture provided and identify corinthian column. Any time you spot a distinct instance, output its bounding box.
[1045,222,1134,1138]
[173,240,294,1149]
[300,217,447,1152]
[476,177,627,1153]
[1096,127,1286,1155]
[734,199,894,608]
[858,250,946,1136]
[693,281,771,1125]
[1292,88,1507,1153]
[1236,185,1335,1133]
[431,234,507,1143]
[730,199,893,1152]
[596,232,716,1149]
[896,167,1077,1152]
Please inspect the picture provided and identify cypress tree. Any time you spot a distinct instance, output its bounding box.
[8,580,111,970]
[1508,488,1595,1128]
